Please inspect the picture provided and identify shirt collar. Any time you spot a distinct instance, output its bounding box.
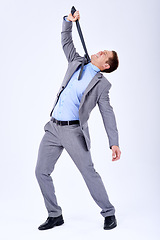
[89,62,100,72]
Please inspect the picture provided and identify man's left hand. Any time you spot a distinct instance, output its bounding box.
[111,146,121,161]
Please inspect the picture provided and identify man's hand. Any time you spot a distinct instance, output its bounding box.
[67,10,80,22]
[111,146,121,161]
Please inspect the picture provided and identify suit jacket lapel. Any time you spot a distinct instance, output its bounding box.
[79,71,102,110]
[62,58,87,88]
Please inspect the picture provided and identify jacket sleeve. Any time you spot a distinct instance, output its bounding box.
[97,84,119,149]
[61,16,82,62]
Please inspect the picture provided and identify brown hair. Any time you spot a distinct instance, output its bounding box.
[101,50,119,73]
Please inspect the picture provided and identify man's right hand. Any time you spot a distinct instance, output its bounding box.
[67,10,80,22]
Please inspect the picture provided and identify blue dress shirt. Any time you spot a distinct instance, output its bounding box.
[52,62,100,120]
[52,16,100,121]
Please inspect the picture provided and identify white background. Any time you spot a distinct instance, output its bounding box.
[0,0,160,239]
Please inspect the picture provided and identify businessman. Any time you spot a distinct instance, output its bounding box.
[35,10,121,231]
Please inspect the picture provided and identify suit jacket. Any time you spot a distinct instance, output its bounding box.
[50,16,119,151]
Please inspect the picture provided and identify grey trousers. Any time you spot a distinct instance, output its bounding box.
[35,119,115,218]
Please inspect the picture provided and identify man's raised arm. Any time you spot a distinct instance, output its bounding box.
[61,10,82,62]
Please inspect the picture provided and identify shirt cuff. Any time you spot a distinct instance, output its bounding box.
[64,16,70,22]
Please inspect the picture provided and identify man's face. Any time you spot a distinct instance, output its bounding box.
[91,50,113,71]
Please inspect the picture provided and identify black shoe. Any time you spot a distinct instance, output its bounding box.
[38,215,64,230]
[104,215,117,230]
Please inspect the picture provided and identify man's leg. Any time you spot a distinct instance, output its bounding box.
[59,124,115,217]
[35,121,64,217]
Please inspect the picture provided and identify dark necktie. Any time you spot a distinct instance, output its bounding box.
[71,6,91,80]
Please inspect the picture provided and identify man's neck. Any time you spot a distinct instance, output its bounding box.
[90,61,101,71]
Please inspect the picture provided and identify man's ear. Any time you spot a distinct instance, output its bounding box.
[103,63,110,70]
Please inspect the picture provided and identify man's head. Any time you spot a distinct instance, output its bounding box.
[91,50,119,73]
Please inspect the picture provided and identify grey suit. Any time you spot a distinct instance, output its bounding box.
[35,16,119,218]
[50,17,119,150]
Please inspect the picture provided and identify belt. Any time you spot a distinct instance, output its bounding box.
[51,117,80,126]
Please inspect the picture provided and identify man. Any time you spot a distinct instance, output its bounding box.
[35,10,121,231]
